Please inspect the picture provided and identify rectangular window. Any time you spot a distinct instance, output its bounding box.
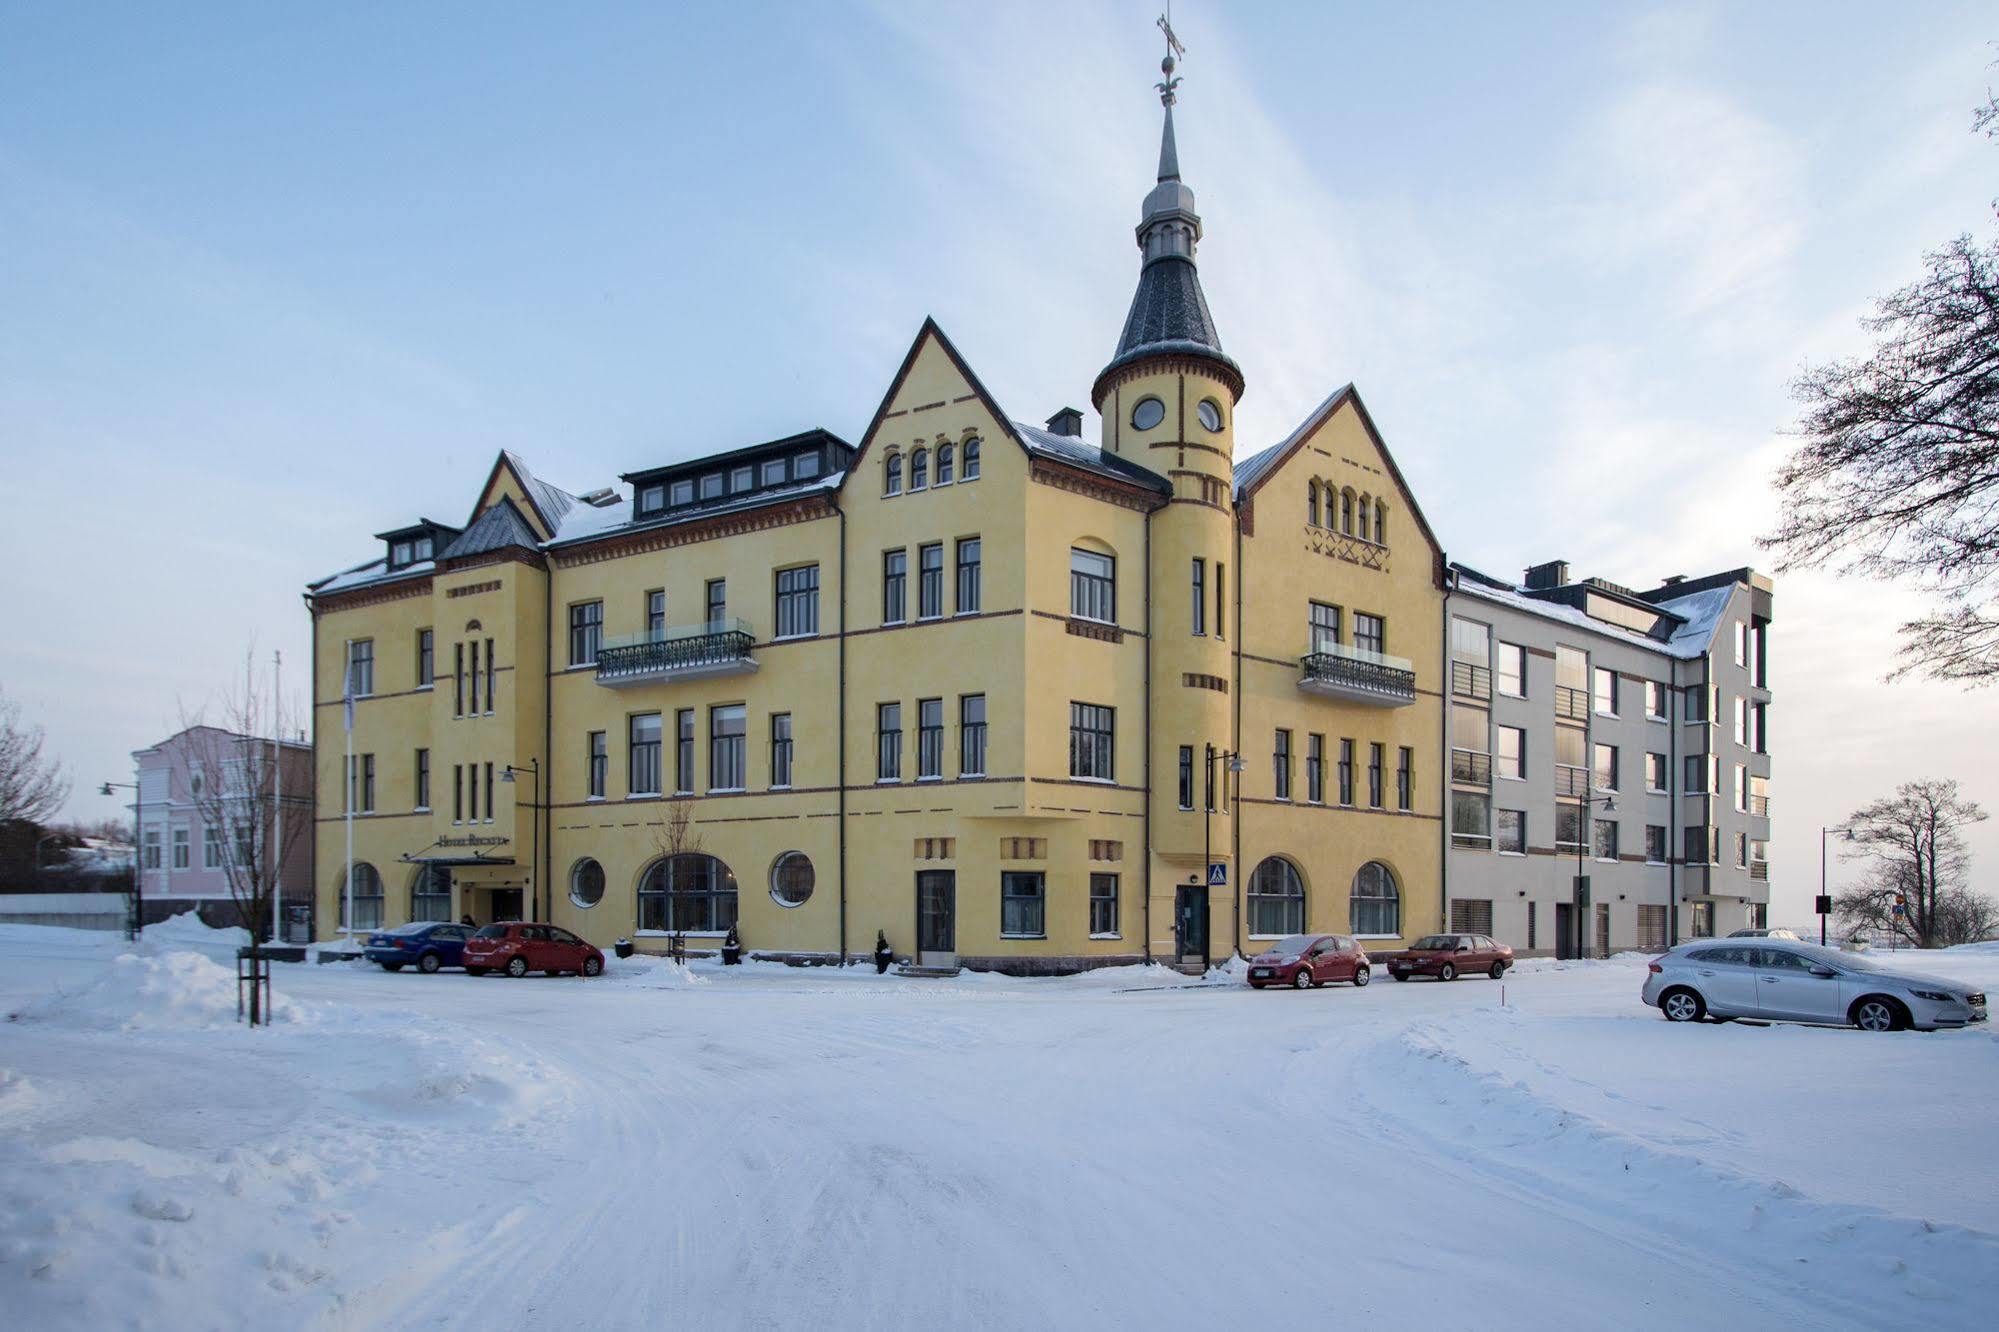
[1734,620,1748,666]
[1733,696,1747,746]
[1338,739,1355,806]
[1683,684,1708,722]
[453,764,464,822]
[1594,819,1619,861]
[1497,642,1526,697]
[1593,743,1619,792]
[647,590,666,640]
[1367,742,1384,808]
[1496,808,1526,853]
[1645,680,1666,720]
[699,472,724,500]
[1451,791,1491,847]
[1215,563,1225,640]
[346,639,374,696]
[637,482,665,514]
[1593,666,1618,716]
[626,714,662,796]
[877,703,903,781]
[761,458,787,487]
[1070,548,1115,623]
[1646,752,1667,793]
[959,695,987,777]
[1450,899,1494,935]
[1638,904,1668,950]
[1451,615,1491,666]
[1001,871,1046,938]
[587,731,607,799]
[484,637,494,711]
[1736,831,1750,868]
[1397,746,1413,810]
[1089,873,1119,937]
[1191,559,1206,634]
[1309,601,1341,655]
[482,762,492,821]
[770,714,793,789]
[1528,900,1538,950]
[1354,613,1386,657]
[1306,734,1325,804]
[1273,729,1292,799]
[415,748,430,810]
[203,824,221,869]
[670,478,694,506]
[1555,803,1585,849]
[453,642,465,716]
[1684,754,1706,794]
[918,542,944,619]
[171,826,189,869]
[1070,703,1115,781]
[705,579,727,628]
[360,754,376,813]
[1734,763,1748,812]
[1178,745,1195,809]
[955,538,981,614]
[469,639,481,713]
[1646,825,1667,864]
[1496,725,1525,780]
[917,698,944,779]
[709,705,747,791]
[883,549,907,624]
[569,602,603,666]
[675,709,695,793]
[774,565,820,638]
[416,629,434,687]
[1683,825,1711,865]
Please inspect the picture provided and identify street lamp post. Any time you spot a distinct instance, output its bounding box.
[1202,745,1246,964]
[1574,789,1617,960]
[501,760,542,923]
[1818,825,1855,947]
[100,779,142,940]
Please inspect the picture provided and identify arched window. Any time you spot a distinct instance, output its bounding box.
[1341,490,1355,535]
[769,851,814,907]
[1355,493,1371,543]
[1350,861,1400,936]
[638,853,738,934]
[1308,481,1320,527]
[962,437,981,481]
[910,448,929,490]
[1247,856,1306,937]
[935,443,954,485]
[410,864,451,921]
[337,862,383,930]
[884,452,902,496]
[1374,501,1387,545]
[569,858,605,908]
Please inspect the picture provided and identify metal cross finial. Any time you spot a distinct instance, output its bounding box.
[1155,9,1186,106]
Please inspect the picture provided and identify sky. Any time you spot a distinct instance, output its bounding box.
[2,1,1995,923]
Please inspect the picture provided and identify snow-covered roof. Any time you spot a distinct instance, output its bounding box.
[308,558,434,596]
[544,472,846,551]
[1451,565,1738,660]
[1012,422,1169,493]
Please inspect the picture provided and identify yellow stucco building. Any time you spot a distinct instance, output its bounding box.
[306,89,1447,972]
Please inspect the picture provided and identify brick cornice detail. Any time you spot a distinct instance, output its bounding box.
[311,576,433,616]
[550,497,836,567]
[1028,460,1162,514]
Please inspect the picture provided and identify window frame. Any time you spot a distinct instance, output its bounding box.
[1069,548,1116,625]
[1069,702,1116,782]
[1000,870,1046,938]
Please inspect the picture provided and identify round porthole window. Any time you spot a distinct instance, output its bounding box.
[569,858,605,908]
[1197,399,1224,432]
[1130,396,1166,431]
[769,851,815,908]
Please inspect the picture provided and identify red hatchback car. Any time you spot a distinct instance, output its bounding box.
[1247,934,1371,990]
[1385,934,1512,982]
[462,922,605,978]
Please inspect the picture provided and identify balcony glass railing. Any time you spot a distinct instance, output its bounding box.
[596,619,756,684]
[1299,643,1417,706]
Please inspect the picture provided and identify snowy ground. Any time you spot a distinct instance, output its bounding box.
[1,920,1995,1330]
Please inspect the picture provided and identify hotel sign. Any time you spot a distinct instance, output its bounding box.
[437,834,509,848]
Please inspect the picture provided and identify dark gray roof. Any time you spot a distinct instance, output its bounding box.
[501,450,575,532]
[443,495,543,559]
[1012,422,1170,493]
[1102,256,1239,383]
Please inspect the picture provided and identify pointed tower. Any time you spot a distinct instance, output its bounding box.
[1097,50,1243,965]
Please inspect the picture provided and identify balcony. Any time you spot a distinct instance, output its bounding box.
[595,620,758,687]
[1451,748,1492,787]
[1749,795,1770,817]
[1299,644,1416,707]
[1450,660,1491,701]
[1554,764,1590,798]
[1554,685,1589,721]
[1749,860,1769,881]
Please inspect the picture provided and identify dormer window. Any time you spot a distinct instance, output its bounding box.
[699,473,724,501]
[670,479,694,506]
[391,541,413,568]
[795,451,822,479]
[638,483,666,515]
[413,536,433,561]
[761,458,787,486]
[730,466,753,493]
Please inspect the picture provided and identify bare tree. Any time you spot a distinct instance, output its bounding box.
[178,653,314,1022]
[0,685,71,825]
[644,794,704,944]
[1833,779,1991,948]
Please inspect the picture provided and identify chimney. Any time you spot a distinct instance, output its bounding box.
[1659,574,1687,588]
[1045,407,1084,438]
[1523,560,1570,591]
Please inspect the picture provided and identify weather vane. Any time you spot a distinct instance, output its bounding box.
[1156,7,1186,107]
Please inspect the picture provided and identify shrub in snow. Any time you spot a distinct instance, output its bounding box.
[7,950,302,1030]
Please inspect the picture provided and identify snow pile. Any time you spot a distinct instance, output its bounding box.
[8,950,303,1031]
[142,910,251,952]
[605,952,707,988]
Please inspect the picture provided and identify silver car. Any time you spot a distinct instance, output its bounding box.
[1642,939,1988,1031]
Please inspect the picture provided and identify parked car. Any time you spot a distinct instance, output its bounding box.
[1643,939,1987,1031]
[462,922,606,978]
[1385,934,1513,982]
[363,922,473,973]
[1247,934,1371,989]
[1727,927,1801,940]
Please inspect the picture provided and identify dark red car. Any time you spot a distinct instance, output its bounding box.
[462,922,605,978]
[1385,933,1512,982]
[1247,934,1371,990]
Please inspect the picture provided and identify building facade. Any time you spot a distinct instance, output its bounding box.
[1442,563,1774,956]
[132,726,315,933]
[305,91,1451,970]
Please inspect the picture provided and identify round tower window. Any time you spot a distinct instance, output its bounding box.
[1197,399,1223,432]
[569,858,605,908]
[769,851,815,907]
[1130,397,1166,431]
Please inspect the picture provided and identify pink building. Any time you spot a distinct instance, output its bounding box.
[131,726,315,937]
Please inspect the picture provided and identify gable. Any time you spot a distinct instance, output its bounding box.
[1240,386,1443,565]
[470,452,555,540]
[848,318,1024,481]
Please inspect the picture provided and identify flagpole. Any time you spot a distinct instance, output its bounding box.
[272,648,284,946]
[343,639,355,944]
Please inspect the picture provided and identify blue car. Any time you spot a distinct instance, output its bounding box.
[363,922,473,973]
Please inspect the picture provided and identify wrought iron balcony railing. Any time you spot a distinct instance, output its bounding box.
[1451,660,1492,702]
[1451,748,1492,787]
[1299,644,1417,707]
[1554,685,1589,721]
[596,620,758,686]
